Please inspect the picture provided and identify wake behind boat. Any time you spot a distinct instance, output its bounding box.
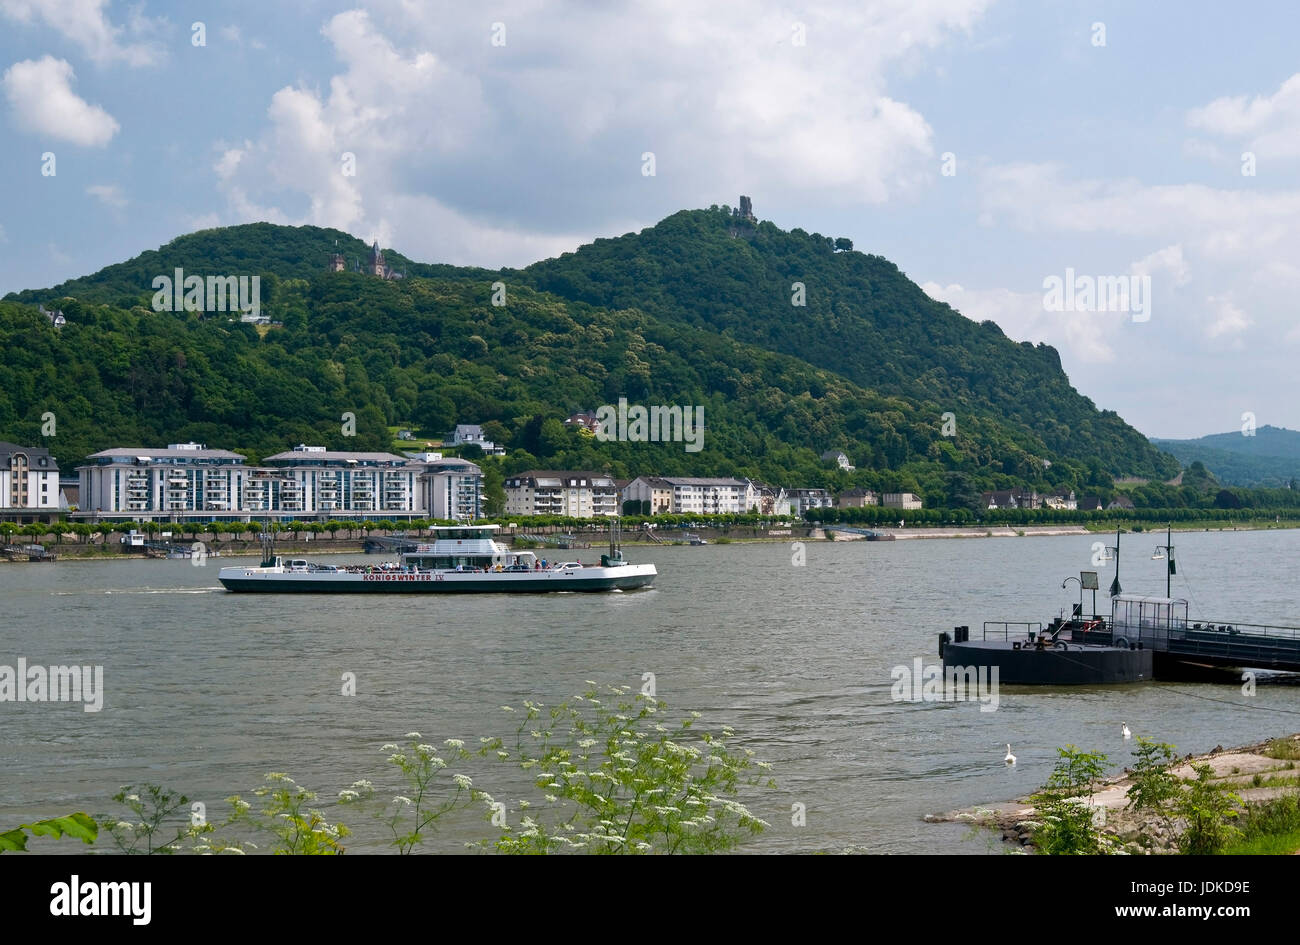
[217,523,656,593]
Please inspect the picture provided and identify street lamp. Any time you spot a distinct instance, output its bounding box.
[1062,570,1100,617]
[1102,527,1122,597]
[1152,523,1176,598]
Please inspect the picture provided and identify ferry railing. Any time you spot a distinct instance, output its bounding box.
[1111,618,1300,666]
[983,621,1043,641]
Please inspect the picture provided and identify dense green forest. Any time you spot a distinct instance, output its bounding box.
[1,212,1189,510]
[1152,426,1300,488]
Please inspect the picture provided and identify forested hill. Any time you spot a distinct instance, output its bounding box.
[518,207,1175,480]
[1152,426,1300,487]
[0,211,1175,508]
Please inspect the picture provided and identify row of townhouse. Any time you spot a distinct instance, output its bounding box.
[511,473,926,518]
[77,443,483,522]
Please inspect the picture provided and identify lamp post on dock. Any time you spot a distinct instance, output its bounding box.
[1106,527,1122,597]
[1152,523,1176,598]
[1063,571,1101,619]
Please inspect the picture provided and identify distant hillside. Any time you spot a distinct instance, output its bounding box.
[1,211,1178,507]
[1151,426,1300,487]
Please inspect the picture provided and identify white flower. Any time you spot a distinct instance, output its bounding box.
[453,774,473,790]
[393,795,414,806]
[445,738,465,749]
[404,731,421,739]
[381,743,399,752]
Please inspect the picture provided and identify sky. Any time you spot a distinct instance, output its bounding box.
[1,0,1296,440]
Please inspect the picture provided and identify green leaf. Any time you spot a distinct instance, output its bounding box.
[0,813,98,852]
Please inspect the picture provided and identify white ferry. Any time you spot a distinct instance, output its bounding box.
[217,524,656,594]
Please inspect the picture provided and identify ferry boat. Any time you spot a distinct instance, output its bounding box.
[217,523,656,594]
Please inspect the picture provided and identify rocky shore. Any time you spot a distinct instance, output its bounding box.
[926,733,1300,854]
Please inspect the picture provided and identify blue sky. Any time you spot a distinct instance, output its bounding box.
[2,0,1297,439]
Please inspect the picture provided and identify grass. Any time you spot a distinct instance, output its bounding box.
[1219,793,1300,855]
[1263,737,1300,761]
[1220,826,1300,855]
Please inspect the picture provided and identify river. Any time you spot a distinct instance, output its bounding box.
[2,528,1297,853]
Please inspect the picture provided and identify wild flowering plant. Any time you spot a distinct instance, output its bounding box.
[97,784,212,854]
[215,772,349,855]
[474,683,775,854]
[338,732,476,854]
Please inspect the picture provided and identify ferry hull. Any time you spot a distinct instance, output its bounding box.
[218,564,656,594]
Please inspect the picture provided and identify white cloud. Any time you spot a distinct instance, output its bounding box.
[1129,244,1190,288]
[214,2,990,266]
[1204,295,1251,340]
[86,183,125,207]
[978,162,1300,263]
[1188,74,1300,158]
[216,24,265,50]
[0,0,165,67]
[2,56,119,146]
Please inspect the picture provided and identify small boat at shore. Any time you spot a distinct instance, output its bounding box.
[218,522,656,594]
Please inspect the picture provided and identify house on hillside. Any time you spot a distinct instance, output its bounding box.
[882,492,923,510]
[821,449,855,471]
[1078,496,1104,512]
[1107,495,1136,511]
[447,424,505,456]
[39,305,66,328]
[564,411,601,433]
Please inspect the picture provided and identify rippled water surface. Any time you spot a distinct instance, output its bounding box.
[2,529,1298,853]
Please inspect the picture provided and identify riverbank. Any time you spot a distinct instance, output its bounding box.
[928,733,1300,855]
[9,519,1300,560]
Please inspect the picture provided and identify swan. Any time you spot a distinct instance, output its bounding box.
[1004,744,1016,765]
[1122,724,1132,740]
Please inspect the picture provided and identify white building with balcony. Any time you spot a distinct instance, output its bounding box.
[504,470,618,518]
[624,476,748,515]
[77,442,483,523]
[79,443,248,521]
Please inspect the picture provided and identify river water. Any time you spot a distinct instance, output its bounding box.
[2,529,1298,854]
